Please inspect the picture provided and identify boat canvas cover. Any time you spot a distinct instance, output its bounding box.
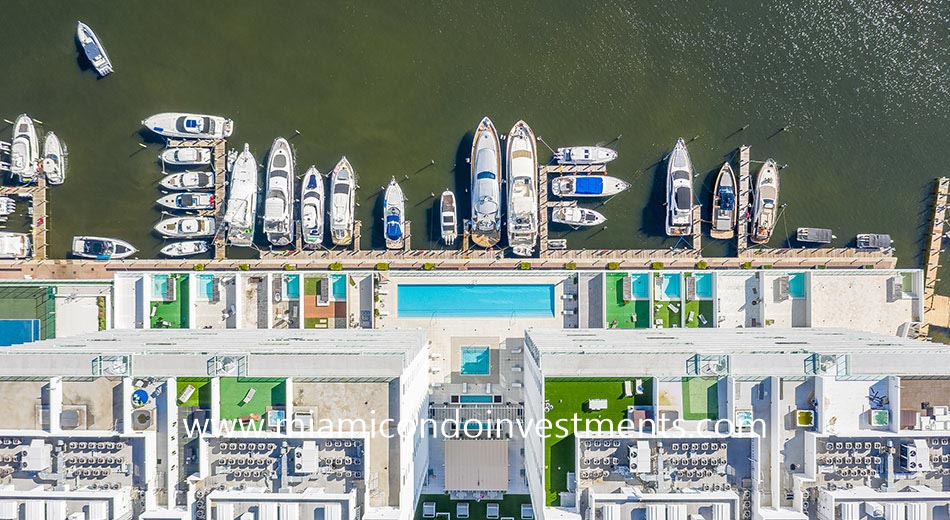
[800,228,833,243]
[575,177,604,195]
[718,187,735,210]
[674,187,691,210]
[83,240,109,256]
[178,194,197,207]
[386,215,402,241]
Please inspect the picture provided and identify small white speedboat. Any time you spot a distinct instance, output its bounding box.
[440,190,458,246]
[142,113,234,140]
[76,21,113,76]
[329,156,356,246]
[263,138,295,247]
[160,147,212,166]
[160,240,210,258]
[382,177,406,250]
[42,132,67,185]
[551,175,629,198]
[71,236,137,260]
[0,232,31,260]
[10,114,38,184]
[224,143,258,248]
[156,192,215,211]
[555,146,618,165]
[551,206,607,227]
[159,171,214,191]
[300,166,324,249]
[154,217,216,238]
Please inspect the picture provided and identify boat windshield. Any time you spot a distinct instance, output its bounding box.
[476,172,495,180]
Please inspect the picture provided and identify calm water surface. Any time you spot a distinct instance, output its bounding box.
[2,0,948,272]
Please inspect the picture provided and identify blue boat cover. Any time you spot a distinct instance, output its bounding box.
[306,175,318,190]
[574,177,603,195]
[719,187,735,210]
[386,215,402,240]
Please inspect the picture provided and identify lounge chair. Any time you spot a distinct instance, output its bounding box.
[422,503,437,518]
[623,380,633,398]
[699,314,708,325]
[178,384,196,404]
[457,503,470,519]
[687,311,695,323]
[241,388,256,404]
[487,503,500,520]
[521,504,534,520]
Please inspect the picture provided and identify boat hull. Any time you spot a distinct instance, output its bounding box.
[550,175,629,198]
[263,138,295,247]
[76,22,113,76]
[665,138,694,237]
[142,113,234,140]
[160,171,214,191]
[470,117,501,248]
[300,166,324,249]
[10,114,38,184]
[555,146,618,165]
[0,232,31,260]
[160,240,210,258]
[506,120,539,257]
[551,207,606,227]
[71,236,137,260]
[440,191,458,246]
[224,144,258,248]
[383,178,406,250]
[153,217,216,239]
[42,132,67,185]
[160,148,212,166]
[329,157,356,246]
[710,162,737,240]
[750,160,780,244]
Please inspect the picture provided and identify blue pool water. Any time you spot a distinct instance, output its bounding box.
[397,284,555,318]
[460,346,491,375]
[460,395,495,404]
[789,273,806,298]
[0,319,40,346]
[694,273,713,299]
[197,274,215,300]
[630,273,650,299]
[284,275,300,299]
[659,274,681,300]
[151,274,169,297]
[331,275,347,300]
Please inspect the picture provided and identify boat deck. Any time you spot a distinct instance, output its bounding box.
[736,145,751,254]
[920,176,949,338]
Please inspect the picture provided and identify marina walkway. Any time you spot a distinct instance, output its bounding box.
[166,138,228,260]
[736,145,751,255]
[0,175,48,261]
[920,176,949,338]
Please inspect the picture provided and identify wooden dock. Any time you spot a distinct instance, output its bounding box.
[920,176,949,338]
[165,138,228,260]
[691,204,702,251]
[0,175,48,261]
[538,164,607,253]
[736,145,751,255]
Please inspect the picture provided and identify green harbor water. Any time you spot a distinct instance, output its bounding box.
[2,1,948,270]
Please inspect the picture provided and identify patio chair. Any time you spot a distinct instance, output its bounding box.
[521,504,534,520]
[457,503,470,519]
[241,388,256,404]
[487,503,500,520]
[178,384,196,404]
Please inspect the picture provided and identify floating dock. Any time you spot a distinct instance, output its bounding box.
[920,176,949,338]
[736,145,751,254]
[0,174,48,261]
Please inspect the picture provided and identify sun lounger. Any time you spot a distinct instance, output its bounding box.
[422,503,436,518]
[178,384,196,404]
[699,314,708,325]
[623,380,633,398]
[687,311,695,323]
[241,388,256,404]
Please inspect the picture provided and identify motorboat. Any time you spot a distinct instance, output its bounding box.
[76,21,113,76]
[159,171,214,191]
[551,175,629,198]
[555,146,618,165]
[159,240,210,258]
[797,228,835,244]
[9,114,38,184]
[551,206,606,227]
[141,113,234,140]
[710,162,736,240]
[153,217,216,238]
[470,116,502,248]
[666,138,694,237]
[300,166,324,249]
[329,156,356,246]
[160,147,211,166]
[751,159,780,245]
[0,232,31,259]
[440,190,458,246]
[224,143,258,248]
[41,132,67,185]
[857,233,893,250]
[263,138,295,247]
[506,120,539,257]
[71,236,137,260]
[382,177,406,250]
[156,192,214,211]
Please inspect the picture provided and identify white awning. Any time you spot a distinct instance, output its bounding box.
[444,440,509,491]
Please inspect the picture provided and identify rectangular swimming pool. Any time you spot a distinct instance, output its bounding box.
[657,274,681,300]
[789,273,806,298]
[630,273,650,299]
[460,346,490,375]
[331,275,347,300]
[397,284,555,318]
[197,274,215,301]
[152,274,169,298]
[283,274,300,299]
[694,273,713,299]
